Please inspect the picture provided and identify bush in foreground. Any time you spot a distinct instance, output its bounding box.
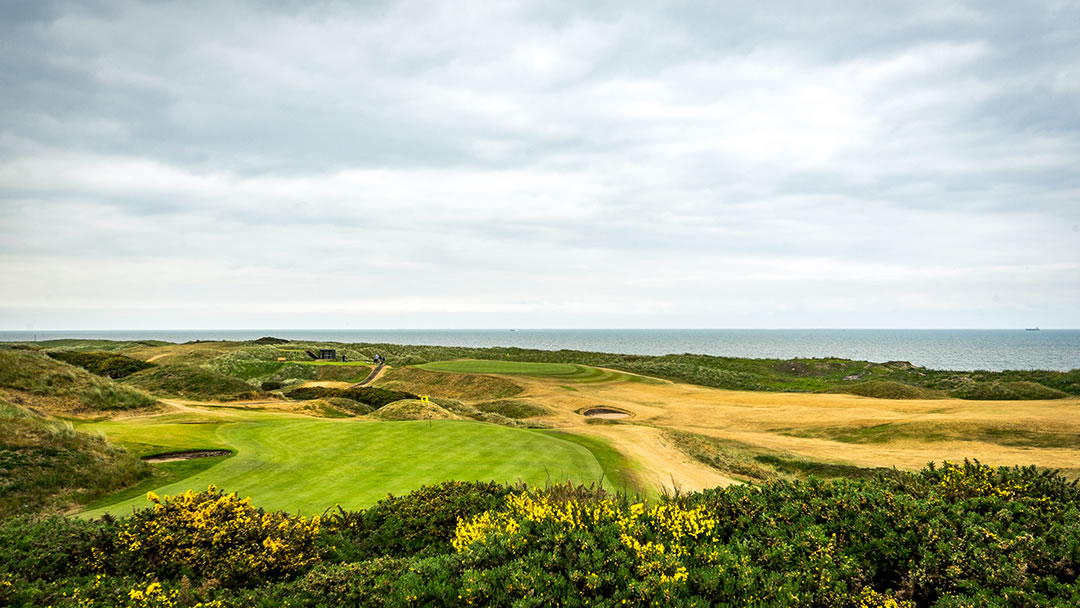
[2,461,1079,607]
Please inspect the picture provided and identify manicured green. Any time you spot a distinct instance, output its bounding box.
[417,360,651,383]
[418,360,580,375]
[80,419,608,517]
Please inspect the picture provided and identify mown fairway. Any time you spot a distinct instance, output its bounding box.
[80,416,607,517]
[417,359,652,383]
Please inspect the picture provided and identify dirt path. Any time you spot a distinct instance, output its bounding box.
[351,363,386,387]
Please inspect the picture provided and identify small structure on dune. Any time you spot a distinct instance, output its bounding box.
[305,349,337,360]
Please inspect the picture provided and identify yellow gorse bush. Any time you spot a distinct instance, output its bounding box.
[109,486,322,583]
[936,460,1029,499]
[453,493,718,584]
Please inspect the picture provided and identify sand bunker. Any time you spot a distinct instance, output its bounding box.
[582,407,630,419]
[142,449,231,463]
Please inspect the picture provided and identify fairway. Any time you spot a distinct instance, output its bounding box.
[417,359,650,383]
[80,418,607,518]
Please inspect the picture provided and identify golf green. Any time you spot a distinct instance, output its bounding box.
[80,418,607,518]
[417,360,650,383]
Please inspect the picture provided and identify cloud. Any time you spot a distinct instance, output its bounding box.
[1,0,1078,329]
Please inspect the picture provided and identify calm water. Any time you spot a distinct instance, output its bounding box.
[2,329,1078,372]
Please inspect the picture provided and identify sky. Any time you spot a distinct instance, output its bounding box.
[1,1,1078,330]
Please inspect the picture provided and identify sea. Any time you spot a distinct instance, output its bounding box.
[2,329,1078,372]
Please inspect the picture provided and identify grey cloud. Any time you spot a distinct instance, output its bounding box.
[1,0,1078,329]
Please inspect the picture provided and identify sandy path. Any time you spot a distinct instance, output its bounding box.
[493,371,1080,486]
[576,424,739,494]
[299,381,354,389]
[351,363,387,387]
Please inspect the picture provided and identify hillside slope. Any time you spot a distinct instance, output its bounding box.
[0,402,151,515]
[0,347,158,415]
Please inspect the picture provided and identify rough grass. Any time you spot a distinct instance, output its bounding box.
[121,364,266,401]
[80,454,232,511]
[663,430,779,482]
[784,422,1080,448]
[0,348,158,414]
[313,364,373,383]
[284,385,418,409]
[950,380,1069,400]
[326,344,1079,396]
[298,399,357,418]
[542,431,646,495]
[45,351,155,379]
[373,400,461,421]
[834,380,946,399]
[20,339,166,353]
[473,399,552,419]
[0,401,151,515]
[426,397,546,429]
[80,419,609,517]
[317,397,373,416]
[375,366,523,400]
[663,429,890,483]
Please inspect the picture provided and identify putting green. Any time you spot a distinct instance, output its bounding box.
[417,360,652,383]
[79,418,607,518]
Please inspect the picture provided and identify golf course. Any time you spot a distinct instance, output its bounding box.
[79,415,612,517]
[4,338,1080,606]
[3,338,1079,518]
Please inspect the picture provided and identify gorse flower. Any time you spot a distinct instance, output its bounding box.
[105,486,323,584]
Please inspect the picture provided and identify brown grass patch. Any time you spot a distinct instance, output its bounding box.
[374,367,523,401]
[372,399,461,421]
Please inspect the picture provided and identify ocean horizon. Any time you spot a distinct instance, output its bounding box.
[2,328,1078,372]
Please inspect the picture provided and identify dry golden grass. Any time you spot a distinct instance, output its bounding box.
[485,369,1080,491]
[374,366,524,401]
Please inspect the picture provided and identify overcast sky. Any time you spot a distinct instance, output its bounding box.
[2,1,1078,330]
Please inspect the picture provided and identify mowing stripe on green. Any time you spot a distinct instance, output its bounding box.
[80,419,607,518]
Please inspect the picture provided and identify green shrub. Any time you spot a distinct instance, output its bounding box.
[840,380,944,400]
[5,462,1080,606]
[253,337,290,345]
[121,364,265,401]
[324,480,515,561]
[284,385,417,409]
[0,515,111,580]
[951,380,1068,400]
[45,351,155,379]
